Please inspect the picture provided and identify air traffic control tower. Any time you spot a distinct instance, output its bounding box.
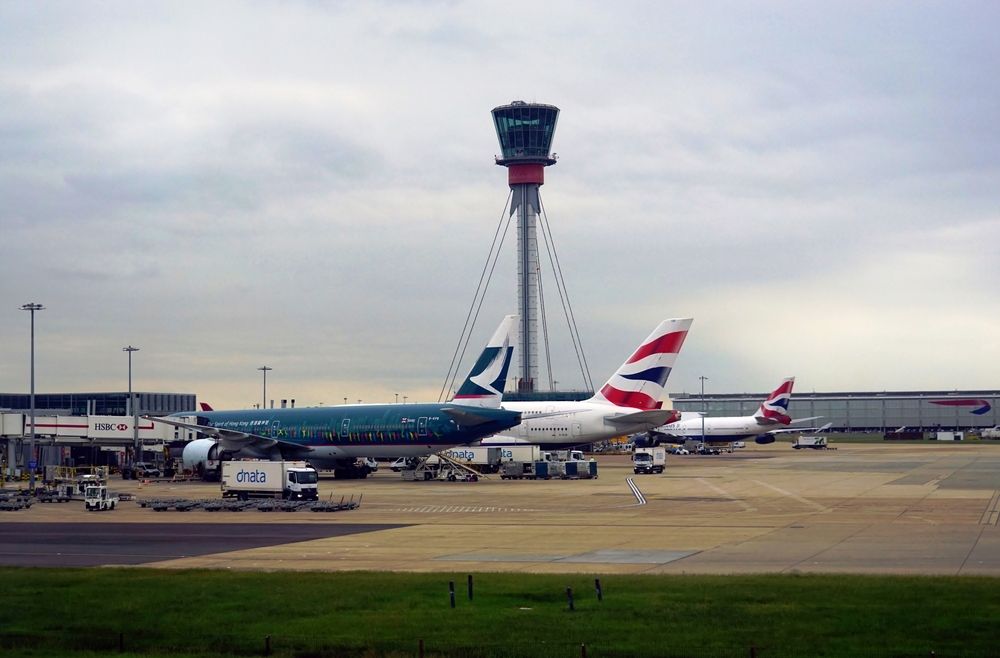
[491,101,560,393]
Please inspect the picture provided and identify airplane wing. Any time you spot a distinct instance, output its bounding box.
[788,416,823,424]
[607,409,678,427]
[441,407,521,428]
[144,415,312,453]
[766,421,832,435]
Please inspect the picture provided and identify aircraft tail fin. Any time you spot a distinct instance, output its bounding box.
[587,318,693,410]
[754,377,795,425]
[199,402,214,412]
[451,315,516,408]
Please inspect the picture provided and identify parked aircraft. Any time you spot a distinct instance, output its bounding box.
[150,316,519,479]
[478,317,693,450]
[641,377,821,446]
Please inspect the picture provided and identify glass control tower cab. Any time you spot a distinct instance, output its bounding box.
[491,101,560,393]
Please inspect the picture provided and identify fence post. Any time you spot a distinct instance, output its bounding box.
[264,634,271,656]
[118,632,124,653]
[594,578,603,602]
[468,574,474,601]
[749,646,756,658]
[419,638,424,658]
[581,642,587,657]
[566,587,575,611]
[449,580,456,608]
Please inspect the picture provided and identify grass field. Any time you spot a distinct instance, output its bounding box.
[1,569,997,657]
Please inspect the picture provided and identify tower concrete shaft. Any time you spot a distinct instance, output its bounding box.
[513,185,540,392]
[492,101,559,393]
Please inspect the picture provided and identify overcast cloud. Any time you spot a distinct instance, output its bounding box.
[1,1,997,408]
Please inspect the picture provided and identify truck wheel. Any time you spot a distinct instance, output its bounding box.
[423,472,432,481]
[111,502,116,510]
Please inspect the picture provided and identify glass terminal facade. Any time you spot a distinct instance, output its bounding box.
[492,102,559,162]
[0,392,196,417]
[672,390,999,432]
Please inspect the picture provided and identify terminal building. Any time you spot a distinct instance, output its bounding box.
[0,392,195,417]
[671,389,999,432]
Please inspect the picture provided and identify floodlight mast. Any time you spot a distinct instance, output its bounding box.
[20,303,44,491]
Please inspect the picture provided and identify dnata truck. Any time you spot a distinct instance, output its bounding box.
[435,447,503,473]
[633,447,666,474]
[499,445,542,463]
[221,461,319,500]
[792,435,828,449]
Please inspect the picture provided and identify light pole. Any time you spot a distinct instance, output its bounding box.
[20,303,44,491]
[257,366,272,410]
[123,346,140,471]
[699,375,709,444]
[395,393,399,404]
[403,395,408,404]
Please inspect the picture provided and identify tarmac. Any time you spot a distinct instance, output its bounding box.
[3,441,999,575]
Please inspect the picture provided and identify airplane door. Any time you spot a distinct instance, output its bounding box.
[572,422,582,437]
[340,418,350,439]
[271,420,282,437]
[417,417,428,437]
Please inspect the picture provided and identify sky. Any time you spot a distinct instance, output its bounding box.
[1,1,998,409]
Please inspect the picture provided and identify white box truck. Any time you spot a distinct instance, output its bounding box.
[438,446,502,473]
[221,461,319,500]
[633,447,666,474]
[499,445,542,463]
[793,435,828,449]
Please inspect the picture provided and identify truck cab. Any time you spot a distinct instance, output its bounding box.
[84,485,118,511]
[286,467,319,498]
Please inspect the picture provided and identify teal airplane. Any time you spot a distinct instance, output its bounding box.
[149,316,519,479]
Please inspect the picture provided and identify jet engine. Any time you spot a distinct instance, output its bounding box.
[754,434,776,445]
[181,439,225,479]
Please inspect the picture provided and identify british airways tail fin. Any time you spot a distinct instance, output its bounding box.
[587,318,693,410]
[754,377,795,425]
[451,315,516,408]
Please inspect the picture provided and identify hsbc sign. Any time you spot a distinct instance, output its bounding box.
[86,415,170,442]
[95,423,129,432]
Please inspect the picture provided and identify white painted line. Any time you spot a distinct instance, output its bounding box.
[697,478,756,512]
[752,479,827,512]
[626,477,646,505]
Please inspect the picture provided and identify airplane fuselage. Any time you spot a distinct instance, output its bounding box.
[478,401,666,449]
[655,412,780,444]
[171,404,521,466]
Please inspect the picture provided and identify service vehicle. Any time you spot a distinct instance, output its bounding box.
[435,446,503,473]
[84,485,119,511]
[792,435,828,449]
[498,445,542,463]
[132,462,161,478]
[633,447,666,474]
[221,461,319,500]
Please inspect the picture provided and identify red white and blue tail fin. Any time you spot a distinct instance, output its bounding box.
[451,315,516,408]
[588,318,693,410]
[754,377,795,425]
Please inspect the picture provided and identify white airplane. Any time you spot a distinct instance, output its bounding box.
[641,377,822,446]
[475,317,694,449]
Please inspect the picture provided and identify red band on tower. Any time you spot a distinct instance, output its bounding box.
[508,164,545,186]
